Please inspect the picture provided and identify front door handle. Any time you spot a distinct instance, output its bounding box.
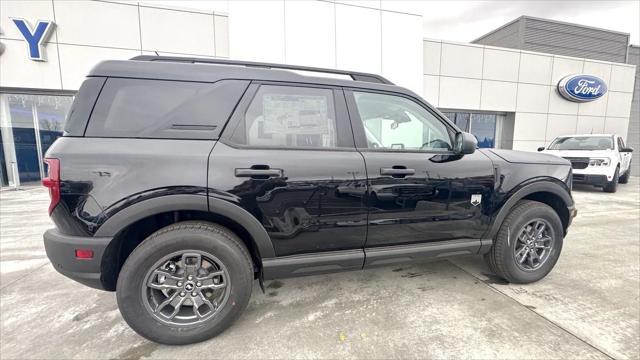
[380,167,415,177]
[235,168,283,178]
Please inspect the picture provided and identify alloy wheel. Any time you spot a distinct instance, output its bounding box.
[142,250,230,326]
[513,219,554,271]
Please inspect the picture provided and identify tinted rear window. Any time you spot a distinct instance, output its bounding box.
[85,78,248,139]
[64,77,106,136]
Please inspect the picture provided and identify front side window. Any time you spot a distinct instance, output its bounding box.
[548,136,613,151]
[353,92,451,151]
[238,85,337,148]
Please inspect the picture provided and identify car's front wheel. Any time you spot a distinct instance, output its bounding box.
[603,166,619,193]
[484,200,563,283]
[619,163,631,184]
[116,221,254,345]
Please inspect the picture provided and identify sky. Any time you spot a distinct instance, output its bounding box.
[154,0,640,44]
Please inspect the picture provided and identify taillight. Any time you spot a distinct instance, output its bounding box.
[42,158,60,215]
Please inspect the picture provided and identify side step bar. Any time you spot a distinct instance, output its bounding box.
[262,239,481,280]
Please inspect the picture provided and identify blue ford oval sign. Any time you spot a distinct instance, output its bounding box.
[557,74,607,102]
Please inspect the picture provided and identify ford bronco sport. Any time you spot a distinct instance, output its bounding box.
[43,56,576,345]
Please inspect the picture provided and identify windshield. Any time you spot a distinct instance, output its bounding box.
[548,136,613,150]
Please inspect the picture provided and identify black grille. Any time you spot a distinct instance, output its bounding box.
[563,157,589,170]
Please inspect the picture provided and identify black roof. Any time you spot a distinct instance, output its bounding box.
[87,56,417,97]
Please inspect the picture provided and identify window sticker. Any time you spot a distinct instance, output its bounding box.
[262,94,329,135]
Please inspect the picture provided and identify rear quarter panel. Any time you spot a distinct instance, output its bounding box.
[45,137,215,235]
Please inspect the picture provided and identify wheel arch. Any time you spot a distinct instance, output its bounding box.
[96,194,275,291]
[482,179,574,252]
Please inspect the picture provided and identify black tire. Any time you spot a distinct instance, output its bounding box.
[484,200,563,284]
[619,164,630,184]
[603,167,619,192]
[116,221,254,345]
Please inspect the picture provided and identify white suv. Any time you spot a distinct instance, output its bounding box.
[539,134,633,193]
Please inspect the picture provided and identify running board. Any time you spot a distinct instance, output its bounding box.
[364,239,481,267]
[262,239,482,280]
[262,250,364,280]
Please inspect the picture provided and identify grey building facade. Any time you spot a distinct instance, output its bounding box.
[474,16,639,175]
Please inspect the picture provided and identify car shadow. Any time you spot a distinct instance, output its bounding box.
[572,184,606,193]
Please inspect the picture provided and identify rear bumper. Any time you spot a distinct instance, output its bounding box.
[43,228,112,290]
[572,174,608,186]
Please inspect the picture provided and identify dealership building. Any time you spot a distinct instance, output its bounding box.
[1,0,637,187]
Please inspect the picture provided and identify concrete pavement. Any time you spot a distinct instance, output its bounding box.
[1,178,638,359]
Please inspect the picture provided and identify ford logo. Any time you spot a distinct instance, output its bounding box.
[557,74,607,102]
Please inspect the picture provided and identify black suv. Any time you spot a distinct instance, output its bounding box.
[43,56,576,345]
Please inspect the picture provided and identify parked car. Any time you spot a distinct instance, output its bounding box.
[43,56,576,345]
[539,134,633,192]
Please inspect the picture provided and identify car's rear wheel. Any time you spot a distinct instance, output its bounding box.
[116,221,253,345]
[603,167,619,192]
[619,164,631,184]
[484,200,563,283]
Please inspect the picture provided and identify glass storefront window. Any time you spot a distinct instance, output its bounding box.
[0,93,73,186]
[35,96,72,158]
[454,113,469,131]
[8,96,39,183]
[440,110,498,149]
[469,113,496,148]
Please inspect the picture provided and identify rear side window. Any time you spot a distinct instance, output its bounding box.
[231,85,343,148]
[86,78,248,139]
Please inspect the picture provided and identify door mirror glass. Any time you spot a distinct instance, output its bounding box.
[454,132,477,155]
[537,147,545,152]
[621,147,634,153]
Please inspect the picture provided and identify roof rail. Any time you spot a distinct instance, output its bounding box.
[130,55,394,85]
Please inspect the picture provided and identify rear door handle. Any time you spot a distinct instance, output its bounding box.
[235,168,283,178]
[380,167,415,176]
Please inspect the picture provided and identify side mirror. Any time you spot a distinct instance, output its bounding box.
[537,147,545,152]
[620,147,634,153]
[454,132,476,155]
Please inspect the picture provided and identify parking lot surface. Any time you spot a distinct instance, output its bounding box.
[1,178,639,359]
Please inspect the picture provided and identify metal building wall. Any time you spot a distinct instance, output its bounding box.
[627,45,640,175]
[473,16,630,63]
[522,18,629,63]
[472,19,522,49]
